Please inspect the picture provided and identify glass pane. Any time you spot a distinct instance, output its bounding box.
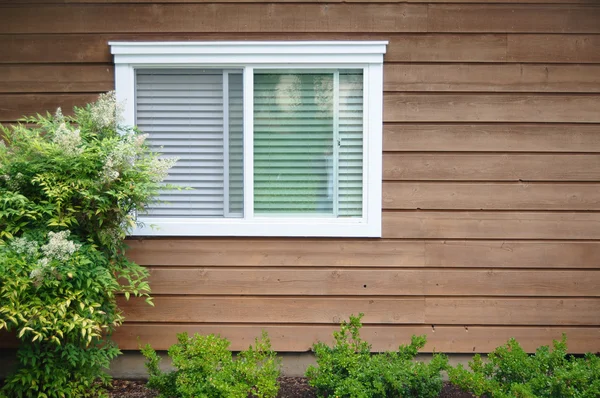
[254,73,335,215]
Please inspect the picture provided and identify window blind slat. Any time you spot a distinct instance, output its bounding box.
[338,73,363,217]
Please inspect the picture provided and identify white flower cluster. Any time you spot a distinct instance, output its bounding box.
[99,133,138,183]
[10,237,39,258]
[52,122,83,156]
[90,91,124,129]
[41,230,81,262]
[148,157,178,183]
[3,172,25,191]
[55,107,64,122]
[27,231,81,286]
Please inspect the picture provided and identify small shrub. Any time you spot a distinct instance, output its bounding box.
[305,314,448,398]
[141,331,281,398]
[448,335,600,398]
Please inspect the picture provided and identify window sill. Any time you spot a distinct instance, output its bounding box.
[131,217,381,238]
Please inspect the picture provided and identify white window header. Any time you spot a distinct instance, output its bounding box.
[109,41,388,65]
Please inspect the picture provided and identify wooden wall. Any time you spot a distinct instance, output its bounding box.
[1,0,599,354]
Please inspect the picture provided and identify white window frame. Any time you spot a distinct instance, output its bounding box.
[110,41,387,237]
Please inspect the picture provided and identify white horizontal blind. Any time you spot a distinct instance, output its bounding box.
[136,69,226,217]
[339,72,363,217]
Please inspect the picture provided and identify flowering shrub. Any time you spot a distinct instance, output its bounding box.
[141,332,281,398]
[306,314,448,398]
[0,93,176,397]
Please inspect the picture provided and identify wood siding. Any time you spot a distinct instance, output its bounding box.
[1,0,599,354]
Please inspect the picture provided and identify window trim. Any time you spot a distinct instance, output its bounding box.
[110,41,387,237]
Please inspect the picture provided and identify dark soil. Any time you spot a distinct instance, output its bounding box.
[108,377,475,398]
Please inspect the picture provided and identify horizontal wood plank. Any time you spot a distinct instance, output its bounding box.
[126,239,600,269]
[146,268,600,297]
[0,64,114,93]
[384,64,600,93]
[384,94,600,123]
[507,34,600,63]
[119,297,427,324]
[2,4,599,34]
[383,182,600,210]
[383,154,600,181]
[383,211,600,239]
[119,296,600,325]
[0,93,99,121]
[126,239,426,267]
[427,4,600,33]
[383,124,600,153]
[424,240,600,269]
[112,324,600,353]
[424,298,600,326]
[0,4,428,34]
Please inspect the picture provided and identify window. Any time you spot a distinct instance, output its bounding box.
[110,41,387,237]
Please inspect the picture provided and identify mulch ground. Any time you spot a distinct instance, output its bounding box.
[108,377,476,398]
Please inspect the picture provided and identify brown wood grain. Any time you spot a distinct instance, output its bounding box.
[383,154,600,182]
[384,93,600,123]
[0,94,100,121]
[427,4,600,33]
[424,298,600,326]
[126,239,426,267]
[383,182,600,210]
[0,64,114,93]
[118,296,427,323]
[383,211,600,239]
[2,34,597,64]
[145,268,600,297]
[126,239,600,269]
[2,4,598,34]
[0,4,428,34]
[383,124,600,153]
[118,296,600,325]
[0,33,508,64]
[508,34,600,63]
[384,64,600,93]
[111,324,600,353]
[424,240,600,269]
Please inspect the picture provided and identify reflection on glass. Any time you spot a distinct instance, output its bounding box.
[254,73,335,215]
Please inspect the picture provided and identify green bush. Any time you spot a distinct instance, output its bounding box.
[448,335,600,398]
[0,93,176,397]
[305,314,448,398]
[141,331,281,398]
